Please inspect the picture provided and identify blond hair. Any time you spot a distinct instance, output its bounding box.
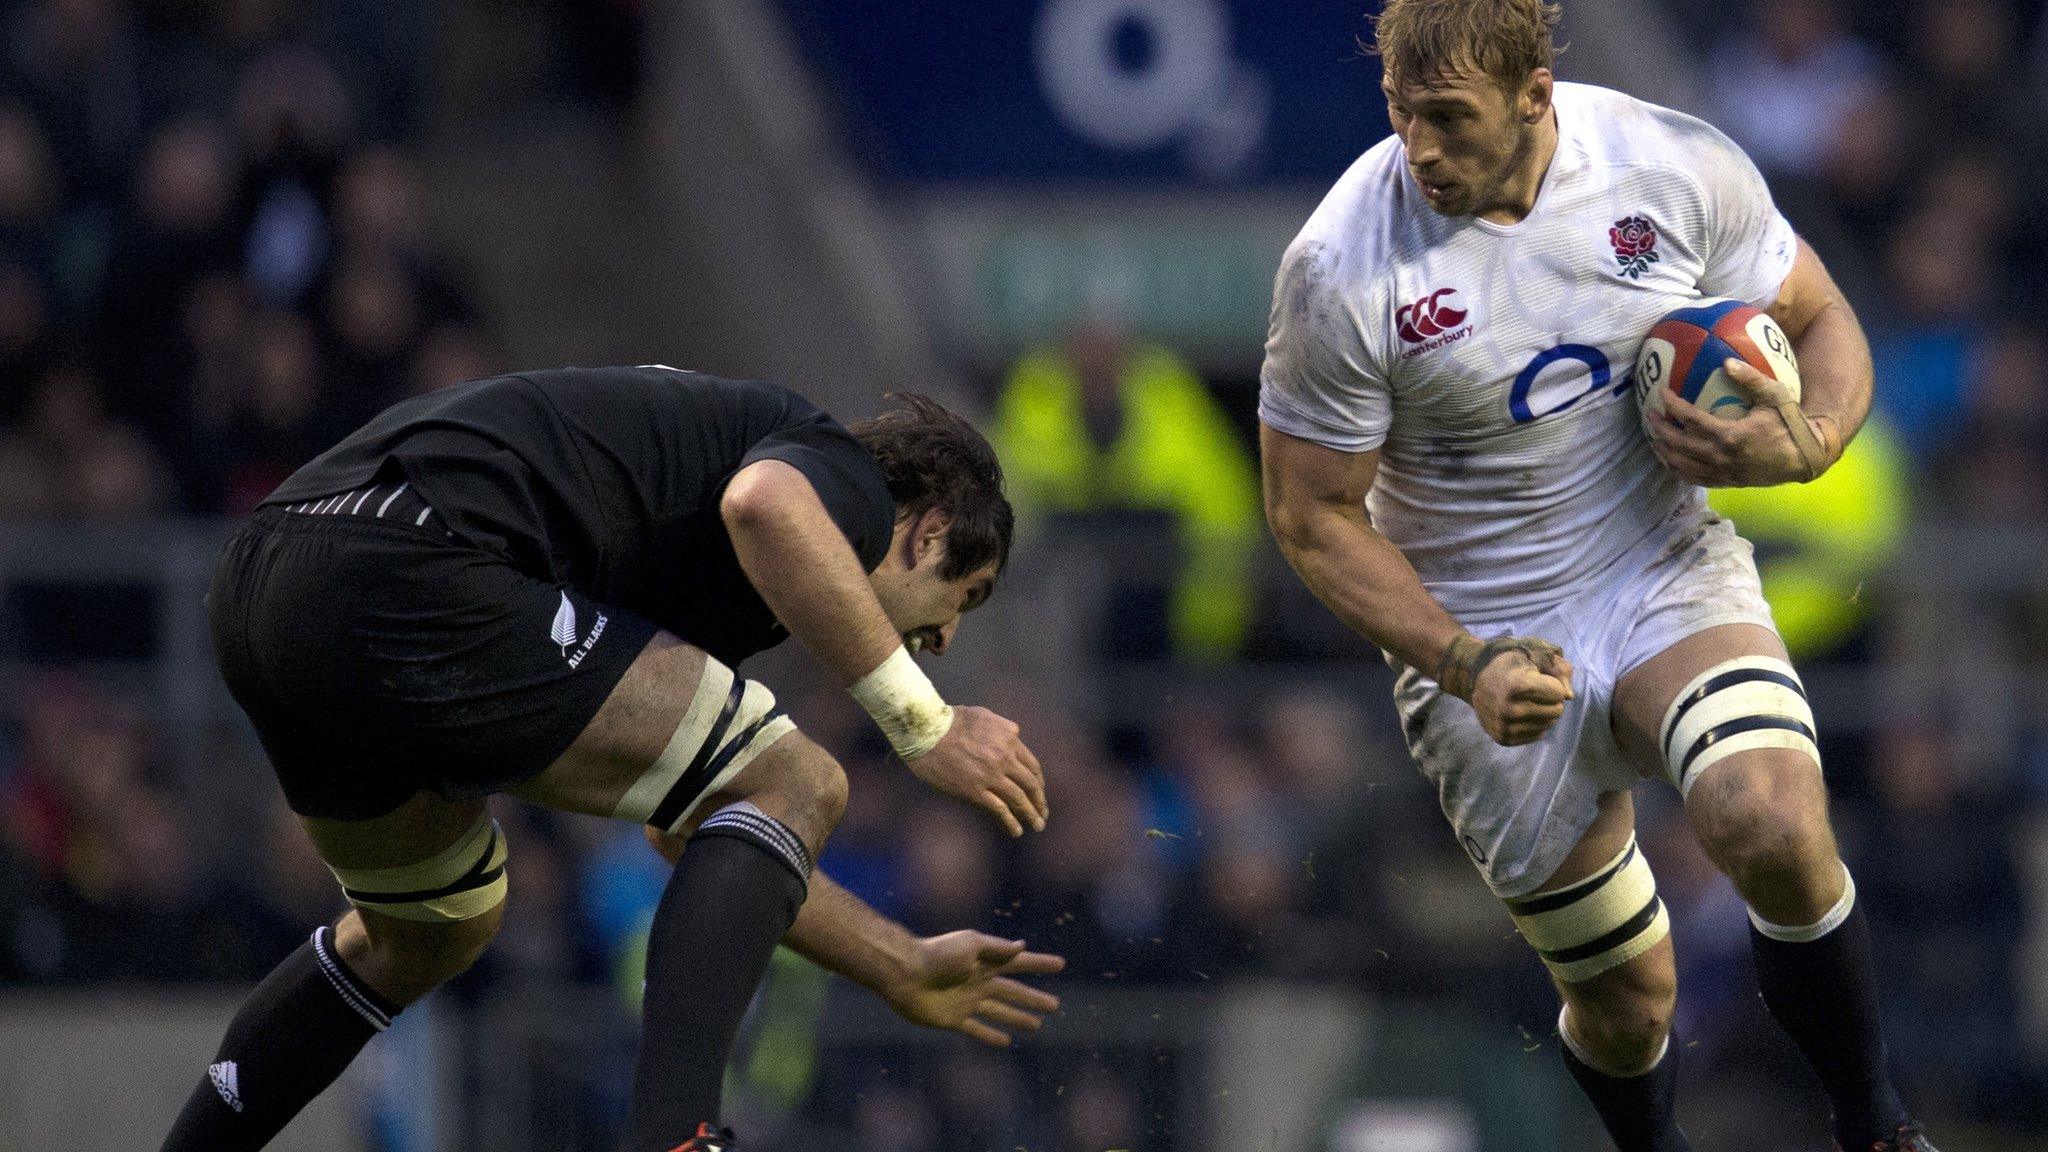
[1368,0,1562,91]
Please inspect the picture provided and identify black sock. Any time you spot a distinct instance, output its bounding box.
[1750,875,1909,1148]
[1560,1024,1690,1152]
[625,802,812,1152]
[160,925,398,1152]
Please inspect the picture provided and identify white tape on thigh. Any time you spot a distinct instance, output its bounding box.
[1507,838,1670,984]
[612,655,796,833]
[1659,656,1818,798]
[332,814,509,923]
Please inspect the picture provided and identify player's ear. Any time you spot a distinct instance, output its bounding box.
[1519,68,1553,124]
[912,507,953,566]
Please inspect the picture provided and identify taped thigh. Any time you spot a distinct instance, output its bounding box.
[1659,656,1818,798]
[331,812,508,923]
[1506,837,1670,984]
[611,654,797,834]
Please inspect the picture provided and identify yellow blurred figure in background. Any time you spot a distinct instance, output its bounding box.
[992,321,1261,662]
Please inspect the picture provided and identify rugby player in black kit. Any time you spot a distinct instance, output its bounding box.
[160,366,1062,1152]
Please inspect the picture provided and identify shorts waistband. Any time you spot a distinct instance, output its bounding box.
[275,482,448,533]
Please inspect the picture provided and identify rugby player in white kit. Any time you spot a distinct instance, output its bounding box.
[1259,3,1932,1150]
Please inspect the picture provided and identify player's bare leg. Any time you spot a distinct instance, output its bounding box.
[1616,623,1918,1151]
[160,792,505,1151]
[1526,791,1689,1152]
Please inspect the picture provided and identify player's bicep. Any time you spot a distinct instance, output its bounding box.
[1762,236,1848,343]
[1258,422,1379,548]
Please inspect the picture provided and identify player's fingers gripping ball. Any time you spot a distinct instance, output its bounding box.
[1635,297,1831,480]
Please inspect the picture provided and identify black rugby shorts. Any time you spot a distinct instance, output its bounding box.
[208,491,656,820]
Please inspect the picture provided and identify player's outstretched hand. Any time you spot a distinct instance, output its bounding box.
[905,705,1047,837]
[1468,637,1575,747]
[880,930,1065,1048]
[1645,359,1835,487]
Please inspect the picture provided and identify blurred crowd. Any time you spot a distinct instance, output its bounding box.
[0,0,498,521]
[3,0,2047,1149]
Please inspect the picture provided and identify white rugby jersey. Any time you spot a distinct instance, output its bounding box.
[1259,82,1797,623]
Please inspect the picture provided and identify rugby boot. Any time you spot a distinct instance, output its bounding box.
[668,1122,738,1151]
[1840,1122,1937,1152]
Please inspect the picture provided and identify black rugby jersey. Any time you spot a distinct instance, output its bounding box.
[264,366,896,665]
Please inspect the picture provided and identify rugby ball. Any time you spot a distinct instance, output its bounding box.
[1634,298,1799,420]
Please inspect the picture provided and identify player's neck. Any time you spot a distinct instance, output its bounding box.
[1476,106,1559,227]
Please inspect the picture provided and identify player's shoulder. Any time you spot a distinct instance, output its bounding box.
[1275,136,1410,322]
[1559,82,1755,186]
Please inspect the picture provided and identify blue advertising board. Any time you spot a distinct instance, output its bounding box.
[775,1,1391,184]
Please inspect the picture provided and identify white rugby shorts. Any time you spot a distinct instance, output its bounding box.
[1393,509,1779,898]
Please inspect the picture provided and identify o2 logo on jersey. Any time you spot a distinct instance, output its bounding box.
[1396,288,1474,358]
[1508,343,1630,423]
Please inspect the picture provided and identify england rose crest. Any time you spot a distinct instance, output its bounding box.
[1609,215,1660,279]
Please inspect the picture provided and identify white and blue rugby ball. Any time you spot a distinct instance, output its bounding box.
[1634,297,1800,420]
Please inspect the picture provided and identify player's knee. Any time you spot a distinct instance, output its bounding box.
[326,813,511,1001]
[1690,757,1832,884]
[1572,987,1674,1065]
[753,736,848,840]
[339,898,504,1006]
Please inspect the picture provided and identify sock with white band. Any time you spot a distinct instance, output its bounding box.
[1748,868,1910,1148]
[624,801,812,1150]
[159,925,399,1151]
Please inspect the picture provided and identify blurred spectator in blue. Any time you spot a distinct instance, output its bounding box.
[1868,204,1986,460]
[991,317,1261,663]
[1637,797,1751,1061]
[1010,722,1186,981]
[899,798,1001,936]
[1708,0,1882,182]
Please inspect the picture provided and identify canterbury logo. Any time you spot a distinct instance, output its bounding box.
[209,1061,244,1113]
[552,591,608,668]
[1396,288,1468,343]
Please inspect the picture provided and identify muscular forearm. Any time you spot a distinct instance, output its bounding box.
[1788,294,1873,454]
[781,870,918,994]
[725,461,902,685]
[1274,503,1467,679]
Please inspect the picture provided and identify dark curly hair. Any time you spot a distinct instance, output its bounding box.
[849,393,1013,582]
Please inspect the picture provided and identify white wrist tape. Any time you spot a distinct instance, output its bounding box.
[850,645,955,760]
